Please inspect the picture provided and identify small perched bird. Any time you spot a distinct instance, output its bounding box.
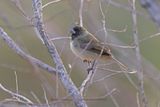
[69,24,112,63]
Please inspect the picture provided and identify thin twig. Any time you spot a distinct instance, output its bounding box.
[131,0,148,107]
[105,0,150,20]
[42,86,50,107]
[84,88,117,100]
[99,0,110,44]
[136,92,141,107]
[0,99,33,107]
[0,84,33,104]
[94,25,127,36]
[101,42,136,49]
[80,61,97,96]
[42,0,61,9]
[30,91,41,104]
[139,32,160,43]
[49,37,71,41]
[104,84,120,107]
[79,0,84,26]
[92,72,120,83]
[14,71,19,95]
[100,0,138,92]
[0,27,57,74]
[108,25,128,33]
[11,0,31,21]
[100,0,138,94]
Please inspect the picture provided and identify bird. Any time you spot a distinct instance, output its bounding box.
[69,24,112,63]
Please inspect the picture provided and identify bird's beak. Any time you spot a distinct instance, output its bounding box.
[70,29,75,34]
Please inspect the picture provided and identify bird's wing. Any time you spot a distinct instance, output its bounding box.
[89,42,111,56]
[79,39,110,56]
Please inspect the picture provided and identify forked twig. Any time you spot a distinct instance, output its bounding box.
[0,84,33,104]
[80,60,97,96]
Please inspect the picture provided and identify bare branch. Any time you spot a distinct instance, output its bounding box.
[42,86,50,107]
[105,0,150,20]
[14,71,19,95]
[130,0,148,107]
[79,0,84,26]
[100,0,138,91]
[0,27,57,74]
[99,0,109,43]
[0,84,33,104]
[42,0,61,9]
[136,92,141,107]
[32,0,87,107]
[30,91,41,104]
[84,88,117,101]
[11,0,31,21]
[92,72,120,83]
[104,85,120,107]
[80,61,97,96]
[139,32,160,43]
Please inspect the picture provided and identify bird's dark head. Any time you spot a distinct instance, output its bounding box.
[70,25,84,40]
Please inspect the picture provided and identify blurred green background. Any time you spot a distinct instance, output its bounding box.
[0,0,160,107]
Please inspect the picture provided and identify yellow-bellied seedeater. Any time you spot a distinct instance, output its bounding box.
[69,24,112,63]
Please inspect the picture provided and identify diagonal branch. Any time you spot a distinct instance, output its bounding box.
[0,27,57,74]
[32,0,87,107]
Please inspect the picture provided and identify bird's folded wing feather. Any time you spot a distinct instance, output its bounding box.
[80,39,110,56]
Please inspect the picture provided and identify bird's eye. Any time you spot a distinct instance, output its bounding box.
[73,26,82,33]
[70,26,82,40]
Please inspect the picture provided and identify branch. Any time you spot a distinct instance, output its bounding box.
[131,0,148,107]
[32,0,87,107]
[105,0,150,20]
[80,61,97,96]
[0,84,33,104]
[79,0,84,26]
[0,27,57,74]
[42,0,61,9]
